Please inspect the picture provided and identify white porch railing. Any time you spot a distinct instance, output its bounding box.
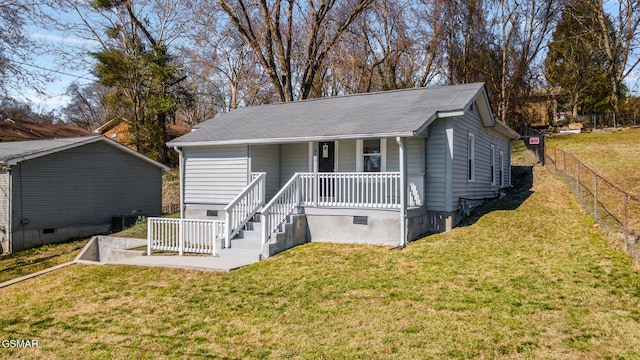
[147,218,225,256]
[299,172,401,208]
[224,172,266,248]
[261,172,406,245]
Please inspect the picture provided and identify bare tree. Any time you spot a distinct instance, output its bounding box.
[0,2,50,94]
[590,0,640,113]
[219,0,374,102]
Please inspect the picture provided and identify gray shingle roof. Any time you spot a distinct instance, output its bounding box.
[0,136,169,170]
[168,83,492,146]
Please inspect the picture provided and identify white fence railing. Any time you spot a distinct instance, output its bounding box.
[224,172,266,248]
[147,218,225,256]
[261,172,406,245]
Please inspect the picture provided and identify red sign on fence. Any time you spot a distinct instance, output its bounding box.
[529,137,540,145]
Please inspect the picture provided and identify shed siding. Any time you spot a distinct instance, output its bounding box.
[280,142,309,186]
[0,170,8,252]
[424,119,448,211]
[451,109,512,210]
[10,141,162,231]
[251,144,281,200]
[184,146,248,204]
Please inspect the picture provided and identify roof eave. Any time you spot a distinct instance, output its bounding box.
[167,132,416,148]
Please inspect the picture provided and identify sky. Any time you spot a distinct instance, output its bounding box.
[12,2,640,115]
[13,8,98,113]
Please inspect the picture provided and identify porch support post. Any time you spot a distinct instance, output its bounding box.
[174,146,185,219]
[396,137,407,248]
[313,143,318,207]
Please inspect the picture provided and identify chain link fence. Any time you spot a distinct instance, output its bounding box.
[544,145,640,268]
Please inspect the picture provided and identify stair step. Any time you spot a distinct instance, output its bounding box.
[230,237,262,250]
[220,248,261,262]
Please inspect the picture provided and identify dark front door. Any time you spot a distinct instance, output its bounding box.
[318,142,335,200]
[318,141,335,172]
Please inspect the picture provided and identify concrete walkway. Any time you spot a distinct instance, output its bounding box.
[110,255,257,272]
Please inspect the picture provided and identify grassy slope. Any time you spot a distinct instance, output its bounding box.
[545,129,640,196]
[0,166,639,359]
[0,239,88,284]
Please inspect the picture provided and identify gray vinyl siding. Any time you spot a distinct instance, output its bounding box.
[251,144,281,200]
[387,138,424,172]
[0,170,8,232]
[451,109,512,210]
[280,142,309,186]
[184,145,248,204]
[424,119,449,211]
[10,141,162,231]
[337,140,357,172]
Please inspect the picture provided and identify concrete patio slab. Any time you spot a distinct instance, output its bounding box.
[110,255,257,272]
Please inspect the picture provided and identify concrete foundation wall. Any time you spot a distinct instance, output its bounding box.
[265,214,309,258]
[306,214,401,246]
[184,204,227,221]
[11,224,111,253]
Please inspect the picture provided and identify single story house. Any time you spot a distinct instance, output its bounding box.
[0,136,169,253]
[165,83,519,259]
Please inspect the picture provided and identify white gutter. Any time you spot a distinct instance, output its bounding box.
[167,131,415,148]
[396,137,407,248]
[174,147,185,219]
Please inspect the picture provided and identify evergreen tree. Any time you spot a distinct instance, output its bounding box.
[89,0,191,164]
[545,0,621,117]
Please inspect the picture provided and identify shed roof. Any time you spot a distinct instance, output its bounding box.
[0,136,170,170]
[168,82,518,147]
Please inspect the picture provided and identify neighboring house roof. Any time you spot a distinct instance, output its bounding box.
[0,135,170,170]
[168,82,519,147]
[0,119,91,141]
[93,118,190,137]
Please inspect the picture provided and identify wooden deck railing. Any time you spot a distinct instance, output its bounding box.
[224,172,266,248]
[147,218,225,256]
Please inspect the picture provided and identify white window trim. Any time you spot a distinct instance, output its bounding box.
[499,150,505,187]
[356,138,386,172]
[490,144,496,185]
[467,132,475,182]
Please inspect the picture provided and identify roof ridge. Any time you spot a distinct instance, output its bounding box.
[261,82,485,107]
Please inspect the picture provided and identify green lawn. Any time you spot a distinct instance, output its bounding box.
[546,128,640,196]
[0,166,639,359]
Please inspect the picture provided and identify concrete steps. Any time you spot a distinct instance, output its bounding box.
[219,217,263,262]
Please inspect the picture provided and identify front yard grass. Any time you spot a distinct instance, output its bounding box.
[0,166,639,359]
[0,238,88,284]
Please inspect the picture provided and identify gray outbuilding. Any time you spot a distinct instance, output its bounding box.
[0,136,169,253]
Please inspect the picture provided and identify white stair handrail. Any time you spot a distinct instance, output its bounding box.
[260,173,301,248]
[224,172,266,248]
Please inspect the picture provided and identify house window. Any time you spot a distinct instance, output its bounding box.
[467,132,475,182]
[499,150,505,187]
[490,144,496,185]
[363,139,381,172]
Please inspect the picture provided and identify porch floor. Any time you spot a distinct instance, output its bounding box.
[110,255,257,273]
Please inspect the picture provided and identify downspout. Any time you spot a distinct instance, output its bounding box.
[174,147,185,219]
[396,137,407,248]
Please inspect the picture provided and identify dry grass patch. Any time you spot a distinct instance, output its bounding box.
[546,129,640,197]
[0,238,89,284]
